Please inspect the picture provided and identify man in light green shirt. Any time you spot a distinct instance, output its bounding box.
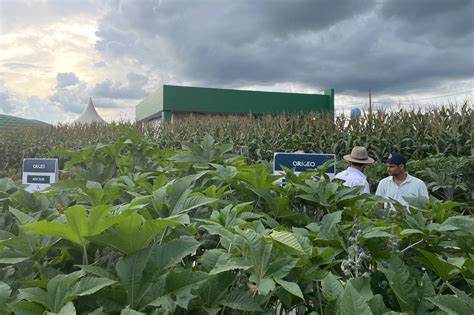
[376,152,429,206]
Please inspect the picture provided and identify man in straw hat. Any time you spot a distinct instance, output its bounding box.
[335,146,374,194]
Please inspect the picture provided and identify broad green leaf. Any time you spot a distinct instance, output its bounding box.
[9,207,37,225]
[325,300,339,315]
[146,270,208,310]
[195,272,234,308]
[116,247,152,309]
[0,248,29,264]
[8,300,45,315]
[339,284,372,315]
[220,291,262,311]
[88,307,107,315]
[266,257,299,279]
[400,229,424,236]
[172,195,217,215]
[316,247,343,264]
[88,204,127,235]
[202,224,238,246]
[168,175,202,206]
[120,307,146,315]
[348,276,373,302]
[367,295,389,314]
[270,230,305,255]
[415,249,461,281]
[252,276,274,295]
[321,273,343,301]
[416,273,436,313]
[428,295,473,315]
[446,283,474,309]
[200,249,226,272]
[442,216,474,235]
[319,211,342,240]
[17,288,48,308]
[0,281,11,309]
[427,223,458,232]
[50,301,75,315]
[149,236,201,270]
[22,205,127,250]
[67,276,116,297]
[89,214,182,254]
[362,230,392,239]
[78,265,117,281]
[22,206,88,247]
[46,271,83,312]
[209,255,252,275]
[379,256,419,314]
[274,278,304,300]
[64,206,88,244]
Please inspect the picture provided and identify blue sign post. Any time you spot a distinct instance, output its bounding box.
[273,152,335,176]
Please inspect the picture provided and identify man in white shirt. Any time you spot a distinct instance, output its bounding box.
[335,146,374,194]
[376,152,429,206]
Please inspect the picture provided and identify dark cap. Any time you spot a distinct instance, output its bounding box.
[385,152,407,165]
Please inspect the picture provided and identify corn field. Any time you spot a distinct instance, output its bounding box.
[1,103,472,180]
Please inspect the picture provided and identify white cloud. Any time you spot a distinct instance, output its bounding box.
[56,72,81,88]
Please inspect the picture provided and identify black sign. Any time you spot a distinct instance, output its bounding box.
[23,159,57,173]
[26,175,51,184]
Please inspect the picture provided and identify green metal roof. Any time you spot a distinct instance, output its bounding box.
[136,85,334,122]
[0,114,49,130]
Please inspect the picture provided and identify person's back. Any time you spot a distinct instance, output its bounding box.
[335,146,374,194]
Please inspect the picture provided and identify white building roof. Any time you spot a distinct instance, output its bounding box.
[75,98,105,124]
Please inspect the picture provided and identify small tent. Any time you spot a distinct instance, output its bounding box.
[75,98,105,124]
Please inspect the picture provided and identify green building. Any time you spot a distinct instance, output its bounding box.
[136,85,334,122]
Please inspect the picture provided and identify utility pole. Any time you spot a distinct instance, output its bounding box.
[369,88,372,117]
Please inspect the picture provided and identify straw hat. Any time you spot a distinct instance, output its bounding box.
[343,146,374,164]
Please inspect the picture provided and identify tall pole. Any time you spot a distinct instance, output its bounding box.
[369,88,372,117]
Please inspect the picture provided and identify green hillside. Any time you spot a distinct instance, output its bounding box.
[0,114,49,129]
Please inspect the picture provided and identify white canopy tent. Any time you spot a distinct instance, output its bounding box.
[75,98,105,124]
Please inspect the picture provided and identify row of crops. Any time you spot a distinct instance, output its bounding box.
[1,104,471,178]
[0,125,473,314]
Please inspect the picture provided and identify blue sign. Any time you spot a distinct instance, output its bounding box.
[273,152,335,174]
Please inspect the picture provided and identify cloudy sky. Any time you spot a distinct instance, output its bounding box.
[1,0,473,123]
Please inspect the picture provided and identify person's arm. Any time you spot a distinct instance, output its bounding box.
[375,180,384,196]
[419,181,429,198]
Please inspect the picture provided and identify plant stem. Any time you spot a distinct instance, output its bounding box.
[83,245,89,265]
[159,226,168,245]
[400,239,424,253]
[316,281,323,315]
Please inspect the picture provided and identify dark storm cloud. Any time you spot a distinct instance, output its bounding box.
[380,0,474,44]
[94,0,473,95]
[93,72,149,99]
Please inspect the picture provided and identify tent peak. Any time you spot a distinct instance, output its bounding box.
[75,97,106,124]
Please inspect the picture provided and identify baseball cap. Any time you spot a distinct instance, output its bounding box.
[384,152,407,165]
